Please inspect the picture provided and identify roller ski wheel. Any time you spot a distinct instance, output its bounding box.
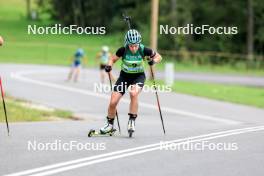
[128,129,134,138]
[88,129,116,137]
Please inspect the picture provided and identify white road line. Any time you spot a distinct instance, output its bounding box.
[10,70,241,125]
[5,125,264,176]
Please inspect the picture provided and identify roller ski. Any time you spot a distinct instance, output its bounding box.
[88,117,117,137]
[128,113,137,138]
[88,129,116,137]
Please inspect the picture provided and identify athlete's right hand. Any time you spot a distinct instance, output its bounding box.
[105,65,112,72]
[147,58,155,66]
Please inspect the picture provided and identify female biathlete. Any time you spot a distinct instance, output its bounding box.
[100,29,162,135]
[96,46,115,83]
[67,48,87,82]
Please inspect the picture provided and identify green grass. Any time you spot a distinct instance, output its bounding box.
[0,96,73,122]
[0,0,122,67]
[155,59,264,76]
[147,80,264,109]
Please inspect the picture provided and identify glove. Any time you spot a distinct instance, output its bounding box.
[148,58,155,66]
[105,65,112,72]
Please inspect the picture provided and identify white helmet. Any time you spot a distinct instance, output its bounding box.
[125,29,142,46]
[102,46,109,52]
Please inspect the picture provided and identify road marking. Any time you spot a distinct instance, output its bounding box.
[5,125,264,176]
[10,70,241,125]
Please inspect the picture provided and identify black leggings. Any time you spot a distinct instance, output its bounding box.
[113,71,146,95]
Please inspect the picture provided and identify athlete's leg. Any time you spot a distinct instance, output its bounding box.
[74,67,81,82]
[127,85,142,134]
[101,71,126,133]
[100,91,122,133]
[129,84,142,114]
[107,91,123,119]
[100,70,105,83]
[67,67,74,81]
[107,70,127,118]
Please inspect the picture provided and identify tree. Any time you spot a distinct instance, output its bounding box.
[247,0,254,61]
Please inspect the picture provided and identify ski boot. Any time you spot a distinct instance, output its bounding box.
[88,117,116,137]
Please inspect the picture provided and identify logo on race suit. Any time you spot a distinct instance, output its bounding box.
[132,63,138,67]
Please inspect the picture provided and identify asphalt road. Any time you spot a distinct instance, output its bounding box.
[0,64,264,176]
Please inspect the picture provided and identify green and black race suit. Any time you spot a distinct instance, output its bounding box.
[113,44,156,95]
[115,44,156,74]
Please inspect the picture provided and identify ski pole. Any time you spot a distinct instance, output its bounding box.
[0,76,10,136]
[107,73,121,133]
[149,66,166,134]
